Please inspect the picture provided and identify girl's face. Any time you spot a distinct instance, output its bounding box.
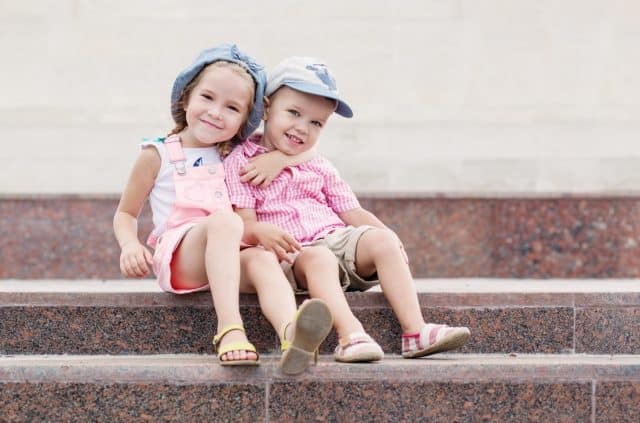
[181,65,253,148]
[262,86,335,156]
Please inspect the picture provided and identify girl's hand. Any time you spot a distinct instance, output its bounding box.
[240,153,285,188]
[254,223,301,264]
[119,241,154,278]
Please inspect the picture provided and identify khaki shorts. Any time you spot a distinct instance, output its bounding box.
[281,225,380,294]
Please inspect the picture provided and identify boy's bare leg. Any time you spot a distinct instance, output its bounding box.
[173,211,256,362]
[294,246,364,340]
[354,228,426,334]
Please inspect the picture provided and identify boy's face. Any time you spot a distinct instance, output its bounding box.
[262,86,336,155]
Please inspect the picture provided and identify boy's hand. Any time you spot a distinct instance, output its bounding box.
[254,223,301,263]
[119,241,153,278]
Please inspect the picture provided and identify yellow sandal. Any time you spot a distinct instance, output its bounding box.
[213,324,259,366]
[279,299,333,375]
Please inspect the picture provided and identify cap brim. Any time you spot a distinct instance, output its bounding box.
[283,81,353,118]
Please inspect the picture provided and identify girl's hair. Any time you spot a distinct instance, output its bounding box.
[169,60,256,158]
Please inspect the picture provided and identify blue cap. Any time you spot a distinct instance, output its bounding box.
[171,43,266,139]
[265,56,353,118]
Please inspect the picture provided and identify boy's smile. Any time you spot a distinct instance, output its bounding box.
[262,86,336,155]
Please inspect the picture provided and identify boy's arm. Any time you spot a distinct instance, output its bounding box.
[339,208,409,263]
[235,208,301,263]
[338,207,386,230]
[113,147,159,277]
[240,147,317,187]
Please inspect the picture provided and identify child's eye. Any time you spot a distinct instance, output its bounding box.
[228,105,239,112]
[201,94,213,100]
[312,121,323,128]
[288,109,300,117]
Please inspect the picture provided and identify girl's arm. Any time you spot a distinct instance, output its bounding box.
[113,147,160,277]
[239,147,317,187]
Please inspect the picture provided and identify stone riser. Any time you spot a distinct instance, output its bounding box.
[3,196,640,279]
[2,291,638,355]
[1,355,638,422]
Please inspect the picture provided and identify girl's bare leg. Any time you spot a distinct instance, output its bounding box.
[172,210,256,362]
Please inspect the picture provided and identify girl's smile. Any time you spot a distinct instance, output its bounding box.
[181,66,252,148]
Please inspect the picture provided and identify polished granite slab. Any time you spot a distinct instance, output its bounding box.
[1,354,638,423]
[3,196,640,279]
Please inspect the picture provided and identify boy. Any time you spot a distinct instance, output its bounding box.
[225,57,470,362]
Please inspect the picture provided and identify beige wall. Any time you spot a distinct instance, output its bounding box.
[1,0,639,195]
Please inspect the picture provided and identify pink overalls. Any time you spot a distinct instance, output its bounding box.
[148,135,232,293]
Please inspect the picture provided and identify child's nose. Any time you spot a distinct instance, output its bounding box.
[294,121,309,134]
[207,105,222,118]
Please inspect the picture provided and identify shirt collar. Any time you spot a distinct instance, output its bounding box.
[243,133,269,156]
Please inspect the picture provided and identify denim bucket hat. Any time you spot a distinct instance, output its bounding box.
[265,56,353,118]
[171,43,266,139]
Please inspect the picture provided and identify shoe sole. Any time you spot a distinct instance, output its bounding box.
[219,360,260,366]
[402,328,471,359]
[280,299,333,375]
[334,350,384,363]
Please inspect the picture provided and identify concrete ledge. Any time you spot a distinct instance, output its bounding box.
[2,354,639,383]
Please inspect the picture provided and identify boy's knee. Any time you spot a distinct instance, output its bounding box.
[297,246,336,268]
[243,248,278,271]
[363,228,400,256]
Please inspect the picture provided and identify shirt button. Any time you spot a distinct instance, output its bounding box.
[208,167,216,174]
[215,191,223,198]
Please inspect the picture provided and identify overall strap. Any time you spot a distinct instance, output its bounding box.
[164,135,187,175]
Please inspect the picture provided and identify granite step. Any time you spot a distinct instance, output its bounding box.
[1,354,638,422]
[2,279,638,356]
[3,196,640,279]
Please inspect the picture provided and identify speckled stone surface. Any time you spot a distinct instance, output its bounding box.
[596,382,640,423]
[3,196,640,278]
[269,381,591,422]
[491,199,640,278]
[1,355,638,422]
[0,304,277,355]
[3,291,636,355]
[0,383,265,422]
[575,307,640,354]
[318,306,575,355]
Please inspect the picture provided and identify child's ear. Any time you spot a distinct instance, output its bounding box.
[262,97,270,120]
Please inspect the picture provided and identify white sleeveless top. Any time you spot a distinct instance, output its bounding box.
[142,139,223,239]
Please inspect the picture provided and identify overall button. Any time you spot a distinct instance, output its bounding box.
[208,167,217,174]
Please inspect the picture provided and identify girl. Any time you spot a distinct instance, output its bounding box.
[113,44,332,374]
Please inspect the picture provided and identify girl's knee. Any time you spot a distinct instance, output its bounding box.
[205,211,243,235]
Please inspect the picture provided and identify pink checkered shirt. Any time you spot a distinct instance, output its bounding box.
[224,136,360,244]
